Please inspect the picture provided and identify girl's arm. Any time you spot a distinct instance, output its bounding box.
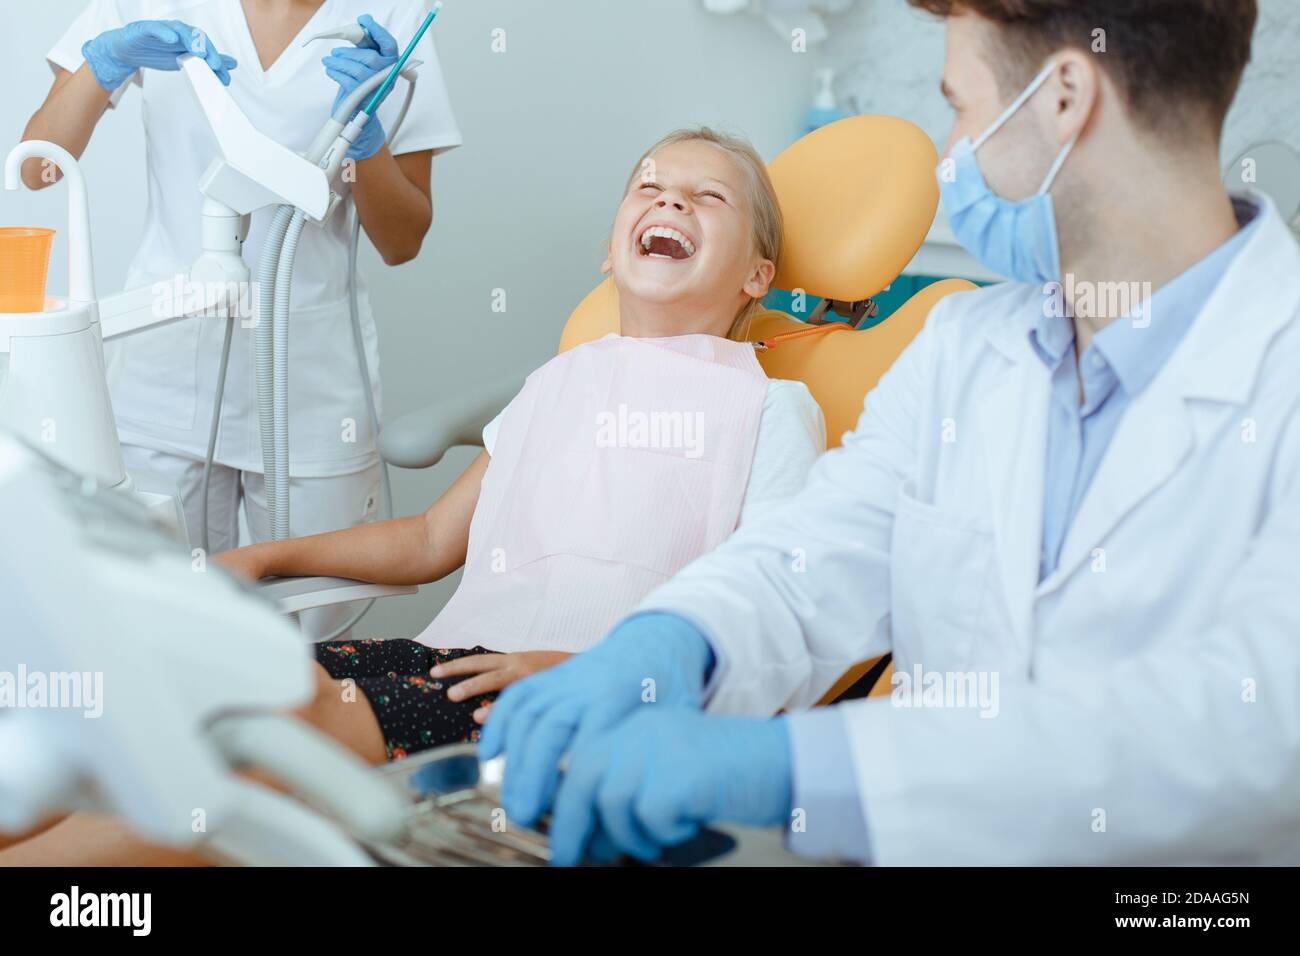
[216,450,489,586]
[352,149,434,265]
[20,66,112,189]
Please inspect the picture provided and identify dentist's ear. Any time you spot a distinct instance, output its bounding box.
[1047,49,1099,147]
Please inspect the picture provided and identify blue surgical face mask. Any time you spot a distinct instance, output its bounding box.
[937,61,1078,284]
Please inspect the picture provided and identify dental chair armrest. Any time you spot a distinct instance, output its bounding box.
[378,372,524,469]
[258,576,418,616]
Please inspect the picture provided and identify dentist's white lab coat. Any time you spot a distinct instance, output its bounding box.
[641,192,1300,864]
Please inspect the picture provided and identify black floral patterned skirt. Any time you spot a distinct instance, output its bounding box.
[314,639,498,760]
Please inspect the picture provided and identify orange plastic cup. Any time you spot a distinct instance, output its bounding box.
[0,227,56,313]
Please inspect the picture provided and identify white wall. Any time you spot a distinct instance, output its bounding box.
[0,1,819,639]
[823,0,1300,167]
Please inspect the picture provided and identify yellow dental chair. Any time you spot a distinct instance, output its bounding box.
[268,115,979,704]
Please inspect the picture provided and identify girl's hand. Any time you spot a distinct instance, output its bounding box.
[213,547,269,582]
[431,652,574,709]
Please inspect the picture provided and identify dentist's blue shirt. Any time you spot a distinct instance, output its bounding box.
[1033,200,1259,580]
[784,197,1260,864]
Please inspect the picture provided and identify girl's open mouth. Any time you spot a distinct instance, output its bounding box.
[638,225,697,260]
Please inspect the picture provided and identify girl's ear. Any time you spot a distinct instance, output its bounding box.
[601,242,613,275]
[741,258,776,300]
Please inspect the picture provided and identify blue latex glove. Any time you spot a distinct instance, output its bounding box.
[479,613,715,827]
[82,20,236,92]
[323,15,400,161]
[549,709,794,866]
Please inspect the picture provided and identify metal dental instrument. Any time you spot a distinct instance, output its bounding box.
[364,744,742,867]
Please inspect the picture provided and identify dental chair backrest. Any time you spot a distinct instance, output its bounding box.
[558,114,979,449]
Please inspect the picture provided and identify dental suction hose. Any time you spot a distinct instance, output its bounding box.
[207,56,419,553]
[238,67,395,550]
[270,210,306,541]
[201,18,429,644]
[308,67,419,644]
[263,62,421,544]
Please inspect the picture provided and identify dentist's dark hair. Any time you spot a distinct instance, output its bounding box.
[907,0,1257,135]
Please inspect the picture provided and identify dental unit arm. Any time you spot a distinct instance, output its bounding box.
[0,55,332,513]
[93,55,332,339]
[90,31,428,339]
[0,434,408,865]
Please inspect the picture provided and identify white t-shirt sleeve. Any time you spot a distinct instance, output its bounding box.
[378,2,463,156]
[48,0,136,108]
[481,403,510,455]
[738,379,826,526]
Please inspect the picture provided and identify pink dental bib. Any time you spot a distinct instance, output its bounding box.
[415,333,768,653]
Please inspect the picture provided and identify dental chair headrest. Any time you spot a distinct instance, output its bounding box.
[769,114,938,302]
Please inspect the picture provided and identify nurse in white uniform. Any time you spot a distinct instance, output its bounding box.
[20,1,460,574]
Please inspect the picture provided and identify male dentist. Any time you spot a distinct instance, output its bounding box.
[482,0,1300,865]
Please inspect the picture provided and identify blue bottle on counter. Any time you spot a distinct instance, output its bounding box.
[805,68,849,134]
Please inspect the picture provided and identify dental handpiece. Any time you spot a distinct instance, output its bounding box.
[319,3,441,180]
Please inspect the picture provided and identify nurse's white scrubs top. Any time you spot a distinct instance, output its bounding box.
[50,0,462,477]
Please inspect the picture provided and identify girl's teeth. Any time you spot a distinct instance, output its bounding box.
[639,226,696,257]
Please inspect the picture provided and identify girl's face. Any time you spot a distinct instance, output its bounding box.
[603,141,775,334]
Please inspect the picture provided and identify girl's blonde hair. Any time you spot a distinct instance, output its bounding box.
[623,127,784,340]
